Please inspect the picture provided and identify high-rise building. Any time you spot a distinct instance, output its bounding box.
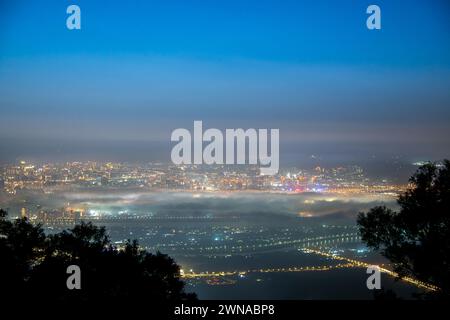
[20,207,27,219]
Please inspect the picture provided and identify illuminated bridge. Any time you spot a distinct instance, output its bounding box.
[181,248,439,292]
[150,232,362,255]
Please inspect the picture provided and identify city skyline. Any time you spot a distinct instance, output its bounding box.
[0,158,435,299]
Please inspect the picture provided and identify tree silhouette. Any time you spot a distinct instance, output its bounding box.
[0,210,196,303]
[358,160,450,298]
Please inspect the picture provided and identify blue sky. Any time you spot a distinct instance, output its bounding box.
[0,0,449,163]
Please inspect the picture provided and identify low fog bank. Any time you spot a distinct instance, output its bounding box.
[1,190,398,223]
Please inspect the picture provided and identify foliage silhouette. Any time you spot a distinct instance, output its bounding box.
[0,210,196,303]
[358,160,450,298]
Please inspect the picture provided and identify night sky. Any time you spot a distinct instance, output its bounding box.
[0,0,449,164]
